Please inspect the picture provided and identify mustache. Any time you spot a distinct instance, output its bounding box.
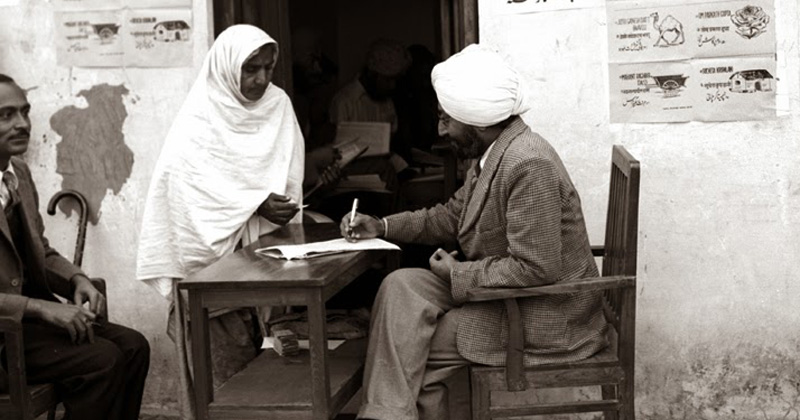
[10,129,30,138]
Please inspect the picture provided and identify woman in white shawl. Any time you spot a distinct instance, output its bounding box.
[136,25,305,418]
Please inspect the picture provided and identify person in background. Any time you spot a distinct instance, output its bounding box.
[329,39,413,184]
[136,25,304,419]
[341,45,609,420]
[0,73,150,420]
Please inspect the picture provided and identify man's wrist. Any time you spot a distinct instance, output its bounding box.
[380,217,388,238]
[70,273,90,286]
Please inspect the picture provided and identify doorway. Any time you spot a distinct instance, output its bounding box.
[210,0,477,101]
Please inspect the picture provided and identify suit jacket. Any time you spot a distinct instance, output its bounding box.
[0,157,82,327]
[385,117,608,366]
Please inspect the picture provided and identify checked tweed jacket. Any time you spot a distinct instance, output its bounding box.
[384,118,608,366]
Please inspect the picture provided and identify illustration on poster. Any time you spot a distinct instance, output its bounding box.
[92,23,120,44]
[731,5,770,39]
[729,69,773,93]
[650,12,685,47]
[154,20,191,42]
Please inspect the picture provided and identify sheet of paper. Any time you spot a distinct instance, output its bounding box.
[262,337,345,351]
[125,0,192,8]
[0,0,20,7]
[607,0,775,123]
[122,8,193,67]
[53,0,122,11]
[256,238,400,260]
[489,0,604,15]
[334,122,391,157]
[55,10,124,67]
[608,0,775,64]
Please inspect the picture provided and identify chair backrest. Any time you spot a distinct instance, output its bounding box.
[601,145,640,331]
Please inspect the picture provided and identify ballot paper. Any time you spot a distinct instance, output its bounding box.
[255,238,400,260]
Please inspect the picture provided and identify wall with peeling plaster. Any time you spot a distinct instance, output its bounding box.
[480,0,800,417]
[1,0,799,417]
[0,0,211,415]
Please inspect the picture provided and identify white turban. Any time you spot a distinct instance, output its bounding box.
[432,44,531,127]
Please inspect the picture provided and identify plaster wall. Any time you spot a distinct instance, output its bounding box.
[479,0,800,417]
[0,0,211,415]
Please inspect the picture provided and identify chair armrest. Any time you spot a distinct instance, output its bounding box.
[591,245,604,257]
[465,275,635,302]
[0,314,22,333]
[0,315,26,401]
[89,278,108,320]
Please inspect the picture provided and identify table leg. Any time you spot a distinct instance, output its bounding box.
[307,289,332,419]
[189,290,212,420]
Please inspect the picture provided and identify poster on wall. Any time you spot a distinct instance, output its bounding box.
[53,0,122,11]
[125,0,192,8]
[609,54,775,123]
[608,0,775,63]
[122,8,193,67]
[489,0,604,15]
[55,10,124,67]
[607,0,776,122]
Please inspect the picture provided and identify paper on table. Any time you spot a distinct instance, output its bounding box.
[255,238,400,260]
[262,337,345,351]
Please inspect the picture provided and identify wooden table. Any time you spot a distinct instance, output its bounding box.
[179,223,390,420]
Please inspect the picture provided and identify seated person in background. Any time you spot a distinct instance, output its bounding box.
[0,73,150,420]
[341,45,609,420]
[136,25,304,417]
[329,38,412,186]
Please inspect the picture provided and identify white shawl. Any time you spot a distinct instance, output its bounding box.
[136,25,305,296]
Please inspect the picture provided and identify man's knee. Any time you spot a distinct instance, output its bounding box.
[85,340,127,378]
[380,268,431,296]
[125,329,151,366]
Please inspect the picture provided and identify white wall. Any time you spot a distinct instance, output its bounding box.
[0,0,211,414]
[480,0,800,417]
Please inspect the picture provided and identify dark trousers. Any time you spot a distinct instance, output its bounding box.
[19,321,150,420]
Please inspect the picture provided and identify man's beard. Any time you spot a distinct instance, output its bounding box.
[452,127,483,159]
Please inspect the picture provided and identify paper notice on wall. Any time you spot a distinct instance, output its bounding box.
[609,61,694,123]
[693,55,776,121]
[53,0,122,10]
[608,0,775,64]
[122,8,193,67]
[125,0,192,8]
[55,11,124,67]
[609,55,775,123]
[490,0,604,14]
[607,0,776,123]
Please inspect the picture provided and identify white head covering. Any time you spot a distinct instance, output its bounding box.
[137,25,305,289]
[432,44,530,127]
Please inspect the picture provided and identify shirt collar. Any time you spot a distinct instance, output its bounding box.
[1,162,19,190]
[479,141,497,169]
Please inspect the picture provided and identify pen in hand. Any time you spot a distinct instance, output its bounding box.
[347,198,359,241]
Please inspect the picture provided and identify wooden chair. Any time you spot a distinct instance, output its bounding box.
[467,145,640,419]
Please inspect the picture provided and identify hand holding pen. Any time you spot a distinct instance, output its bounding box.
[340,198,384,242]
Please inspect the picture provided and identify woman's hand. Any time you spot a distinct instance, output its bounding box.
[257,193,300,225]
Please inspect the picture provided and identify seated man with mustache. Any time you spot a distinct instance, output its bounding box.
[0,73,150,420]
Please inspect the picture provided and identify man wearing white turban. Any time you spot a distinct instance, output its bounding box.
[341,44,608,420]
